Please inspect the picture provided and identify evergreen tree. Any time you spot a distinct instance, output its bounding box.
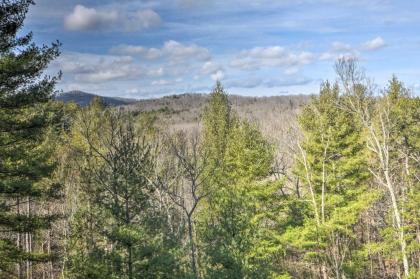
[199,83,277,278]
[202,81,232,168]
[283,82,377,278]
[0,0,61,277]
[336,59,420,277]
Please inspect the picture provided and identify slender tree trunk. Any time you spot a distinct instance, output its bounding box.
[384,170,409,277]
[26,197,32,279]
[367,221,374,278]
[367,113,410,277]
[321,159,326,224]
[128,245,133,279]
[321,264,328,279]
[187,216,198,278]
[298,143,320,226]
[48,228,53,279]
[295,177,301,198]
[321,140,329,225]
[17,197,22,279]
[125,198,133,279]
[335,264,340,279]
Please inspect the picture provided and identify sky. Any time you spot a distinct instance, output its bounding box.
[23,0,420,98]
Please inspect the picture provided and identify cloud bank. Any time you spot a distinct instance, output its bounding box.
[64,5,161,32]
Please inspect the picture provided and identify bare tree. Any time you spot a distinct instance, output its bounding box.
[155,129,212,279]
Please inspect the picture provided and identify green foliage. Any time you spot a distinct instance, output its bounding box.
[0,0,63,276]
[65,102,184,279]
[198,83,281,278]
[363,77,420,277]
[288,81,377,278]
[202,81,233,170]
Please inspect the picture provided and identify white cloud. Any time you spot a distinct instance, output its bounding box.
[201,61,222,74]
[64,5,161,32]
[362,36,386,51]
[55,53,144,83]
[64,5,118,31]
[110,41,211,62]
[163,40,211,62]
[109,41,212,82]
[110,45,162,59]
[53,42,214,94]
[148,67,165,77]
[201,61,225,80]
[125,9,162,32]
[231,46,314,71]
[319,37,385,61]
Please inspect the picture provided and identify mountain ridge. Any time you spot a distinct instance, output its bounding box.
[56,90,311,107]
[55,90,139,106]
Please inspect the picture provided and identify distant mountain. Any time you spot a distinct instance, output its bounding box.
[55,91,139,107]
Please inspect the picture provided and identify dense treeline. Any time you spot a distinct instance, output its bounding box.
[0,1,419,278]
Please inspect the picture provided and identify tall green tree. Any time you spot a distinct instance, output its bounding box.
[336,59,420,278]
[199,83,277,278]
[202,81,232,180]
[0,0,61,277]
[283,82,377,278]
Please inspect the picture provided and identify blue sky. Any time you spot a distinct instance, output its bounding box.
[24,0,420,98]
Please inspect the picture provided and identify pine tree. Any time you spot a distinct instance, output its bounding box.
[336,59,420,277]
[283,82,377,278]
[199,83,276,278]
[0,0,61,277]
[202,81,232,176]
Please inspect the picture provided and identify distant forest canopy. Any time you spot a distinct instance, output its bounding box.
[0,1,419,279]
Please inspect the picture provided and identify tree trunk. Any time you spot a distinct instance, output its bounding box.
[384,170,409,277]
[17,197,22,279]
[128,245,133,279]
[125,198,133,279]
[187,216,198,278]
[26,197,32,279]
[321,263,328,279]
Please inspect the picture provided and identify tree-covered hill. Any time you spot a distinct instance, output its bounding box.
[56,90,139,107]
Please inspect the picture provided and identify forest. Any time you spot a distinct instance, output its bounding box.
[0,1,419,279]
